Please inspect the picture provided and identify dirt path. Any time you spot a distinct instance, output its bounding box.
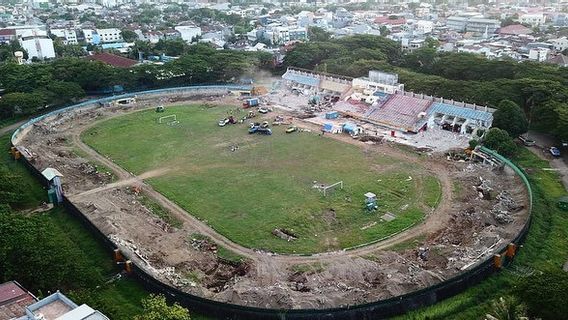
[0,120,27,137]
[67,106,455,265]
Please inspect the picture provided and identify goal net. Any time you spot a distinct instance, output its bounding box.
[312,181,344,196]
[323,181,343,196]
[158,114,177,124]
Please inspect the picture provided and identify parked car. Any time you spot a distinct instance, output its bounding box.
[218,118,229,127]
[550,147,561,157]
[286,126,297,133]
[258,107,269,114]
[518,135,536,146]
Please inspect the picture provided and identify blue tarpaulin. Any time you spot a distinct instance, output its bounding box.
[342,122,357,133]
[323,123,333,132]
[325,111,339,119]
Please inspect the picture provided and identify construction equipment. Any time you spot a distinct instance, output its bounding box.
[243,98,259,108]
[251,86,268,95]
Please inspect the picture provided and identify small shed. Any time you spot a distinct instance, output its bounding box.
[41,168,64,204]
[325,111,339,119]
[558,196,568,211]
[322,123,334,133]
[342,122,358,134]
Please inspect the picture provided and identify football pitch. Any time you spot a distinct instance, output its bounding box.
[82,105,441,254]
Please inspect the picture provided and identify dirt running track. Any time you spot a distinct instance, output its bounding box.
[15,95,530,310]
[68,107,455,263]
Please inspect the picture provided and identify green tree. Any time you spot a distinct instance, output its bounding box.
[492,100,528,137]
[516,269,568,320]
[308,26,331,41]
[0,92,46,119]
[0,211,101,292]
[482,128,517,157]
[121,29,139,42]
[134,295,191,320]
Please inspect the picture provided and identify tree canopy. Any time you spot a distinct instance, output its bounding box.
[134,295,191,320]
[482,128,518,157]
[492,100,528,137]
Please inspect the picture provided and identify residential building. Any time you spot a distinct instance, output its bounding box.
[498,24,532,36]
[551,36,568,51]
[0,281,36,319]
[289,27,308,41]
[0,281,109,320]
[85,52,138,68]
[547,53,568,67]
[519,13,545,26]
[528,47,549,61]
[50,28,78,44]
[19,29,55,60]
[82,29,100,45]
[415,20,434,34]
[0,28,16,44]
[446,16,500,34]
[96,28,122,43]
[174,26,201,43]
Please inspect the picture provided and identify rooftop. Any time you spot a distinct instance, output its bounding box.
[366,94,432,131]
[498,24,533,35]
[0,281,37,320]
[428,102,493,123]
[85,52,138,68]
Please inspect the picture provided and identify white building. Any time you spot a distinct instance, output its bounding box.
[528,47,549,61]
[519,13,545,26]
[415,20,434,34]
[174,26,201,43]
[19,29,55,60]
[551,36,568,51]
[96,28,122,43]
[266,26,290,45]
[82,29,96,44]
[50,28,78,44]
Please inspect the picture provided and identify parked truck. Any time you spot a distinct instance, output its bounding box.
[243,98,259,108]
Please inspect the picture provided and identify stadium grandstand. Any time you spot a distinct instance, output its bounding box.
[282,67,353,96]
[365,93,432,132]
[281,68,495,136]
[427,102,493,135]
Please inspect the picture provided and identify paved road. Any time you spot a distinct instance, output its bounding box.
[525,131,568,192]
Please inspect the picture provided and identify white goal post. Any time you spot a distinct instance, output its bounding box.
[323,181,343,197]
[158,114,177,124]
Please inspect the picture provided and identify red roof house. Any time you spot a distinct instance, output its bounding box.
[0,281,37,319]
[85,52,138,68]
[498,24,533,36]
[374,16,407,26]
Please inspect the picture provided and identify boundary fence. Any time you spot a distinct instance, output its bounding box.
[11,86,533,320]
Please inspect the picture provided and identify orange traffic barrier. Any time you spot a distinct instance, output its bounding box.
[506,243,516,258]
[493,254,502,269]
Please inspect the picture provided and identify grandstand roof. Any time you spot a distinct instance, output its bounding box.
[282,70,320,87]
[428,102,493,123]
[366,94,431,131]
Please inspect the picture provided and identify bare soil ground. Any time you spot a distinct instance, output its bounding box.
[14,91,530,309]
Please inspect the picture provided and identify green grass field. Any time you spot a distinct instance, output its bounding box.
[83,105,441,254]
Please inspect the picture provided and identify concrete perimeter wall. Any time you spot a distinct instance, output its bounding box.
[11,86,532,320]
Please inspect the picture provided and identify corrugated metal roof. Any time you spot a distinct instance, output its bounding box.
[428,102,493,122]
